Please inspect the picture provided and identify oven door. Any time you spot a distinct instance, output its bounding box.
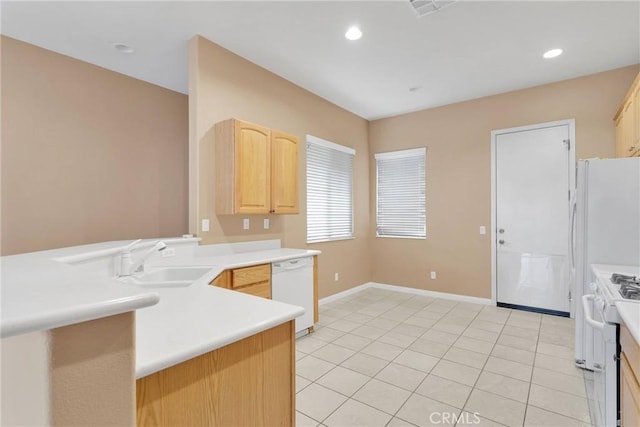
[582,294,619,427]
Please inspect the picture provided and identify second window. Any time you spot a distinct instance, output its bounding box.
[375,147,426,239]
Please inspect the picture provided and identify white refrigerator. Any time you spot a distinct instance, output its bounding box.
[573,157,640,369]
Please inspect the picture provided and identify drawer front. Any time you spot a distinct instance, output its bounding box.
[232,264,271,288]
[235,282,271,299]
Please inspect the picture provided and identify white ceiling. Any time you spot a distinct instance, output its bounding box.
[2,1,639,120]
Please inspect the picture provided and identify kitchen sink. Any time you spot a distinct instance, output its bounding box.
[117,266,213,288]
[137,266,212,283]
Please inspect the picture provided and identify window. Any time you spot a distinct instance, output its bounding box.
[306,135,355,243]
[375,148,426,239]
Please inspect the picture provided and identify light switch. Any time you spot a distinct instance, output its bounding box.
[243,218,250,230]
[264,218,270,229]
[479,226,486,235]
[202,219,210,232]
[430,271,437,280]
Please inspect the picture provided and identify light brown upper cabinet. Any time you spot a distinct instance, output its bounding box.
[271,130,299,214]
[614,72,640,158]
[215,119,299,215]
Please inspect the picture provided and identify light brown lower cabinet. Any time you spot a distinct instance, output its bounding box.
[211,258,319,325]
[210,264,272,299]
[136,320,295,426]
[209,270,230,288]
[621,324,640,426]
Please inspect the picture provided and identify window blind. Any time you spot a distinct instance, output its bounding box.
[375,148,426,239]
[306,135,355,243]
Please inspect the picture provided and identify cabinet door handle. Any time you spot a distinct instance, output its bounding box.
[629,146,636,152]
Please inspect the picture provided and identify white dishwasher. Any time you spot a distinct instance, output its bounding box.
[271,257,314,334]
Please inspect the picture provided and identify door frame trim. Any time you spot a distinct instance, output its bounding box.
[490,119,576,310]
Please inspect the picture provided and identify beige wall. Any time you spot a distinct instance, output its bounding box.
[1,331,50,426]
[3,35,636,300]
[0,313,135,427]
[189,36,371,298]
[51,312,135,426]
[369,65,639,299]
[1,37,189,256]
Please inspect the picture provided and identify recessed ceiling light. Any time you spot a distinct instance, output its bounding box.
[543,48,563,59]
[409,86,422,92]
[345,26,362,41]
[113,43,135,54]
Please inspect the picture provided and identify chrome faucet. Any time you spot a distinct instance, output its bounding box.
[119,239,167,276]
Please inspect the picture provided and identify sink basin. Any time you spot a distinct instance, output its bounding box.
[136,266,212,283]
[118,266,213,288]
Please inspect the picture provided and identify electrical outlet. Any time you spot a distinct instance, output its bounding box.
[334,273,339,282]
[479,226,486,235]
[243,218,250,230]
[264,218,270,229]
[430,271,437,280]
[201,219,210,232]
[161,247,176,258]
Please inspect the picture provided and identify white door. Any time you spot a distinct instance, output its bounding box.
[494,122,572,314]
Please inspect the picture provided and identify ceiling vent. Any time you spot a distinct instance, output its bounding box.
[409,0,457,17]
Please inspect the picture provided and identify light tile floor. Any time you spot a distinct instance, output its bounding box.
[295,288,592,427]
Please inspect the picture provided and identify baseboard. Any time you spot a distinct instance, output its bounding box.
[318,283,372,306]
[370,282,492,305]
[319,282,492,306]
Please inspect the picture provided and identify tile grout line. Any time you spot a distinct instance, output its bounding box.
[521,313,543,427]
[304,289,581,427]
[344,293,463,422]
[308,292,429,425]
[383,302,462,424]
[324,293,490,423]
[453,305,507,426]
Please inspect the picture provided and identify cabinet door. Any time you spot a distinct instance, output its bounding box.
[621,353,640,427]
[625,98,636,156]
[616,117,626,158]
[617,102,634,158]
[271,131,299,214]
[634,84,640,156]
[235,282,272,299]
[234,121,271,214]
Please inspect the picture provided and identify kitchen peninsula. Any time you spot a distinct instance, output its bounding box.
[1,237,318,426]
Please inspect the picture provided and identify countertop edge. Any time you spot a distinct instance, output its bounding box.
[196,250,321,270]
[1,292,160,338]
[135,248,321,378]
[135,306,304,379]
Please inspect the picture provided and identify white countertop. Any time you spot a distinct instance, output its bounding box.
[0,244,160,338]
[1,239,319,378]
[136,248,319,378]
[154,247,320,271]
[616,301,640,345]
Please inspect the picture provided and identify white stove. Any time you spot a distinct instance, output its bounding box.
[611,274,640,300]
[591,265,640,324]
[580,264,640,427]
[591,264,640,316]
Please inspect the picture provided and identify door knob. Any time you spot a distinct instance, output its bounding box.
[498,229,505,234]
[498,239,505,244]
